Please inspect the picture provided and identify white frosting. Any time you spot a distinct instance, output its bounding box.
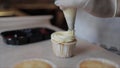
[51,8,77,43]
[51,30,75,43]
[63,8,77,30]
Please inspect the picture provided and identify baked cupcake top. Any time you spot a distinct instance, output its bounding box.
[14,60,53,68]
[80,60,116,68]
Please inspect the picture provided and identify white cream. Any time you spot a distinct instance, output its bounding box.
[63,8,77,30]
[51,30,75,43]
[51,8,77,43]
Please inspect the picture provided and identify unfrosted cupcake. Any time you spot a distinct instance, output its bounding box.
[78,58,119,68]
[51,30,77,58]
[13,59,56,68]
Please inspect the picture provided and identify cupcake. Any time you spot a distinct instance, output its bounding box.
[78,58,119,68]
[50,7,77,58]
[13,59,56,68]
[51,30,77,58]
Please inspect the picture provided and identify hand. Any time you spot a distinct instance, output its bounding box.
[55,0,88,10]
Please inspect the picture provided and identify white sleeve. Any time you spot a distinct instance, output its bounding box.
[55,0,118,17]
[83,0,117,17]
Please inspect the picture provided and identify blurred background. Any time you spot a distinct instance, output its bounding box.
[0,0,68,30]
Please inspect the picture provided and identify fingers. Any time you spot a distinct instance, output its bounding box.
[55,0,64,6]
[55,0,78,10]
[55,0,89,9]
[55,0,68,10]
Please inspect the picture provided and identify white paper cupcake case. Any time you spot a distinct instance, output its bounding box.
[51,40,76,58]
[77,58,119,68]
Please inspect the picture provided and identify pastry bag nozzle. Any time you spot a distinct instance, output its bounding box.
[62,8,77,31]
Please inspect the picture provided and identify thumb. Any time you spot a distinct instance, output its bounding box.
[55,1,67,10]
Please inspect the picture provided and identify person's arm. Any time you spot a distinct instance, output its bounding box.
[84,0,117,18]
[55,0,118,18]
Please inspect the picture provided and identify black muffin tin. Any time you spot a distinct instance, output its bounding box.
[1,27,55,45]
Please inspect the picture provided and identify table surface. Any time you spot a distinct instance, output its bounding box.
[0,16,120,68]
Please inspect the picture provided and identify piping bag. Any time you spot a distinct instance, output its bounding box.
[62,8,77,35]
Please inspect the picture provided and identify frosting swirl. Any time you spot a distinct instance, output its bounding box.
[63,8,77,30]
[51,30,75,43]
